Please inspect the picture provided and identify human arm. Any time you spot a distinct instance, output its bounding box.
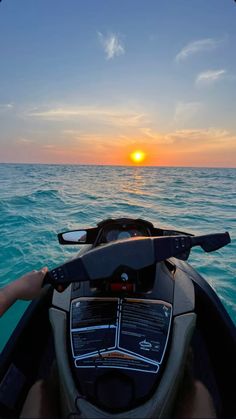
[0,267,48,317]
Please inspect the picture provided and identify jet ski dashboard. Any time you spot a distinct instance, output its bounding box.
[57,217,191,247]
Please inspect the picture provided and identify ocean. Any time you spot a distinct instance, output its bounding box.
[0,163,235,351]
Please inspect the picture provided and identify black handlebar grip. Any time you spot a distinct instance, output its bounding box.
[42,258,90,288]
[42,271,53,286]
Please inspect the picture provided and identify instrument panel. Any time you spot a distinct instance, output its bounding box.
[98,222,151,244]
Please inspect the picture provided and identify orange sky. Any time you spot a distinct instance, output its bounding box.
[3,128,234,167]
[1,103,236,167]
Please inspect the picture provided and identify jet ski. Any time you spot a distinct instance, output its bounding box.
[0,218,235,418]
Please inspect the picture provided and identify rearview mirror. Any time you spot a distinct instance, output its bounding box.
[58,230,87,244]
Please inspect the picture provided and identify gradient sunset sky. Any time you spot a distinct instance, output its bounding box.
[0,0,236,167]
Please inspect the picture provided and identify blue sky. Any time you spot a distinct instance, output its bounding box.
[0,0,236,166]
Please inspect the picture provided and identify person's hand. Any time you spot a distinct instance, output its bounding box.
[14,267,48,300]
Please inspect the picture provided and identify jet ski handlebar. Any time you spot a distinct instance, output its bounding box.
[43,232,230,290]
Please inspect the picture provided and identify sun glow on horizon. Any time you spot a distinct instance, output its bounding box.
[130,150,146,164]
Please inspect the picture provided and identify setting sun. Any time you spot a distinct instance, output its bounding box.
[130,150,146,164]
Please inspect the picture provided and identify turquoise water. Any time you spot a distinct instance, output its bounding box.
[0,164,235,351]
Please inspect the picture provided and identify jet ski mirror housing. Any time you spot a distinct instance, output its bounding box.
[191,232,231,252]
[58,227,99,244]
[60,230,87,244]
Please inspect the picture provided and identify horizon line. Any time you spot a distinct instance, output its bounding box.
[0,162,235,170]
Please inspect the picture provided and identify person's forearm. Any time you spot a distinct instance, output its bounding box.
[0,268,47,317]
[0,282,20,317]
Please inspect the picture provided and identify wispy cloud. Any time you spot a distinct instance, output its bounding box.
[124,127,235,150]
[164,128,232,147]
[176,37,222,62]
[98,32,125,60]
[16,138,35,145]
[42,144,57,149]
[63,126,235,151]
[174,101,203,123]
[0,103,14,111]
[28,106,146,127]
[195,69,226,85]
